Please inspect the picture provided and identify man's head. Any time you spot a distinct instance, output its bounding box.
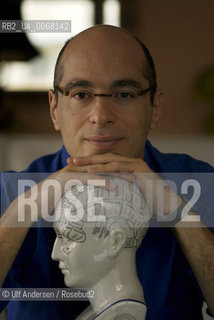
[53,34,157,106]
[49,25,162,158]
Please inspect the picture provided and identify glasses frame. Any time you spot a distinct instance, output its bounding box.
[54,85,153,98]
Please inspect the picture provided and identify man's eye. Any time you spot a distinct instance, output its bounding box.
[71,91,90,99]
[116,92,135,99]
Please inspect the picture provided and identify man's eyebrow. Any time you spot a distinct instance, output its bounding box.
[111,79,143,89]
[64,80,93,91]
[63,79,143,91]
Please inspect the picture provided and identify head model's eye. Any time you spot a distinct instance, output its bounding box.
[62,237,73,254]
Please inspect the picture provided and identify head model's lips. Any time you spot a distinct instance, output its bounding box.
[85,136,124,149]
[59,262,67,270]
[59,263,69,275]
[60,269,69,275]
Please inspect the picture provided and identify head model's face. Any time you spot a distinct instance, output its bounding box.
[51,219,111,288]
[49,25,162,158]
[51,180,148,288]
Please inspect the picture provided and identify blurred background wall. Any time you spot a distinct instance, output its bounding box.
[136,0,214,136]
[0,0,214,172]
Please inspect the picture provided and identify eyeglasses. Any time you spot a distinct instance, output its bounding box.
[54,85,153,108]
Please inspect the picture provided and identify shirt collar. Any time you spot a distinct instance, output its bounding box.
[61,145,70,168]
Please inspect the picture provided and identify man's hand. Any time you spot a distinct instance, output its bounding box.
[71,152,152,173]
[71,153,183,218]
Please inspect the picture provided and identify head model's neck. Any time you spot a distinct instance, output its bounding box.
[89,249,145,314]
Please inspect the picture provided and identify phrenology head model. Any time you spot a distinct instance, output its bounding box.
[51,177,149,319]
[52,177,149,288]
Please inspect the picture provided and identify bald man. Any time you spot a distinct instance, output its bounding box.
[0,25,214,320]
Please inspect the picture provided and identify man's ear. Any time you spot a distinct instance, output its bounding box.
[108,229,126,258]
[49,89,60,131]
[150,89,163,130]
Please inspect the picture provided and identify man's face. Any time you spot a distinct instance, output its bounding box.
[50,26,161,158]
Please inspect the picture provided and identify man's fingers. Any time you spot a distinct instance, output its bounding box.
[67,157,73,165]
[73,153,136,166]
[58,168,117,191]
[86,161,146,173]
[108,172,136,182]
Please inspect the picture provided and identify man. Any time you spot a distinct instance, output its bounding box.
[0,25,214,320]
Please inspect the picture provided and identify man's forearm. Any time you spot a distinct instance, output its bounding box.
[173,222,214,316]
[0,170,66,287]
[0,199,34,287]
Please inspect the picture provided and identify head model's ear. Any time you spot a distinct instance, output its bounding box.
[150,88,163,130]
[108,228,126,258]
[49,89,60,131]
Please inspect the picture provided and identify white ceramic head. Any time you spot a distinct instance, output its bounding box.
[51,177,149,289]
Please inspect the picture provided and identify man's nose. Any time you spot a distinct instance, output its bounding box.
[89,96,116,127]
[51,237,63,261]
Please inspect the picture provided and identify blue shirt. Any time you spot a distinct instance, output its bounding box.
[1,140,214,320]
